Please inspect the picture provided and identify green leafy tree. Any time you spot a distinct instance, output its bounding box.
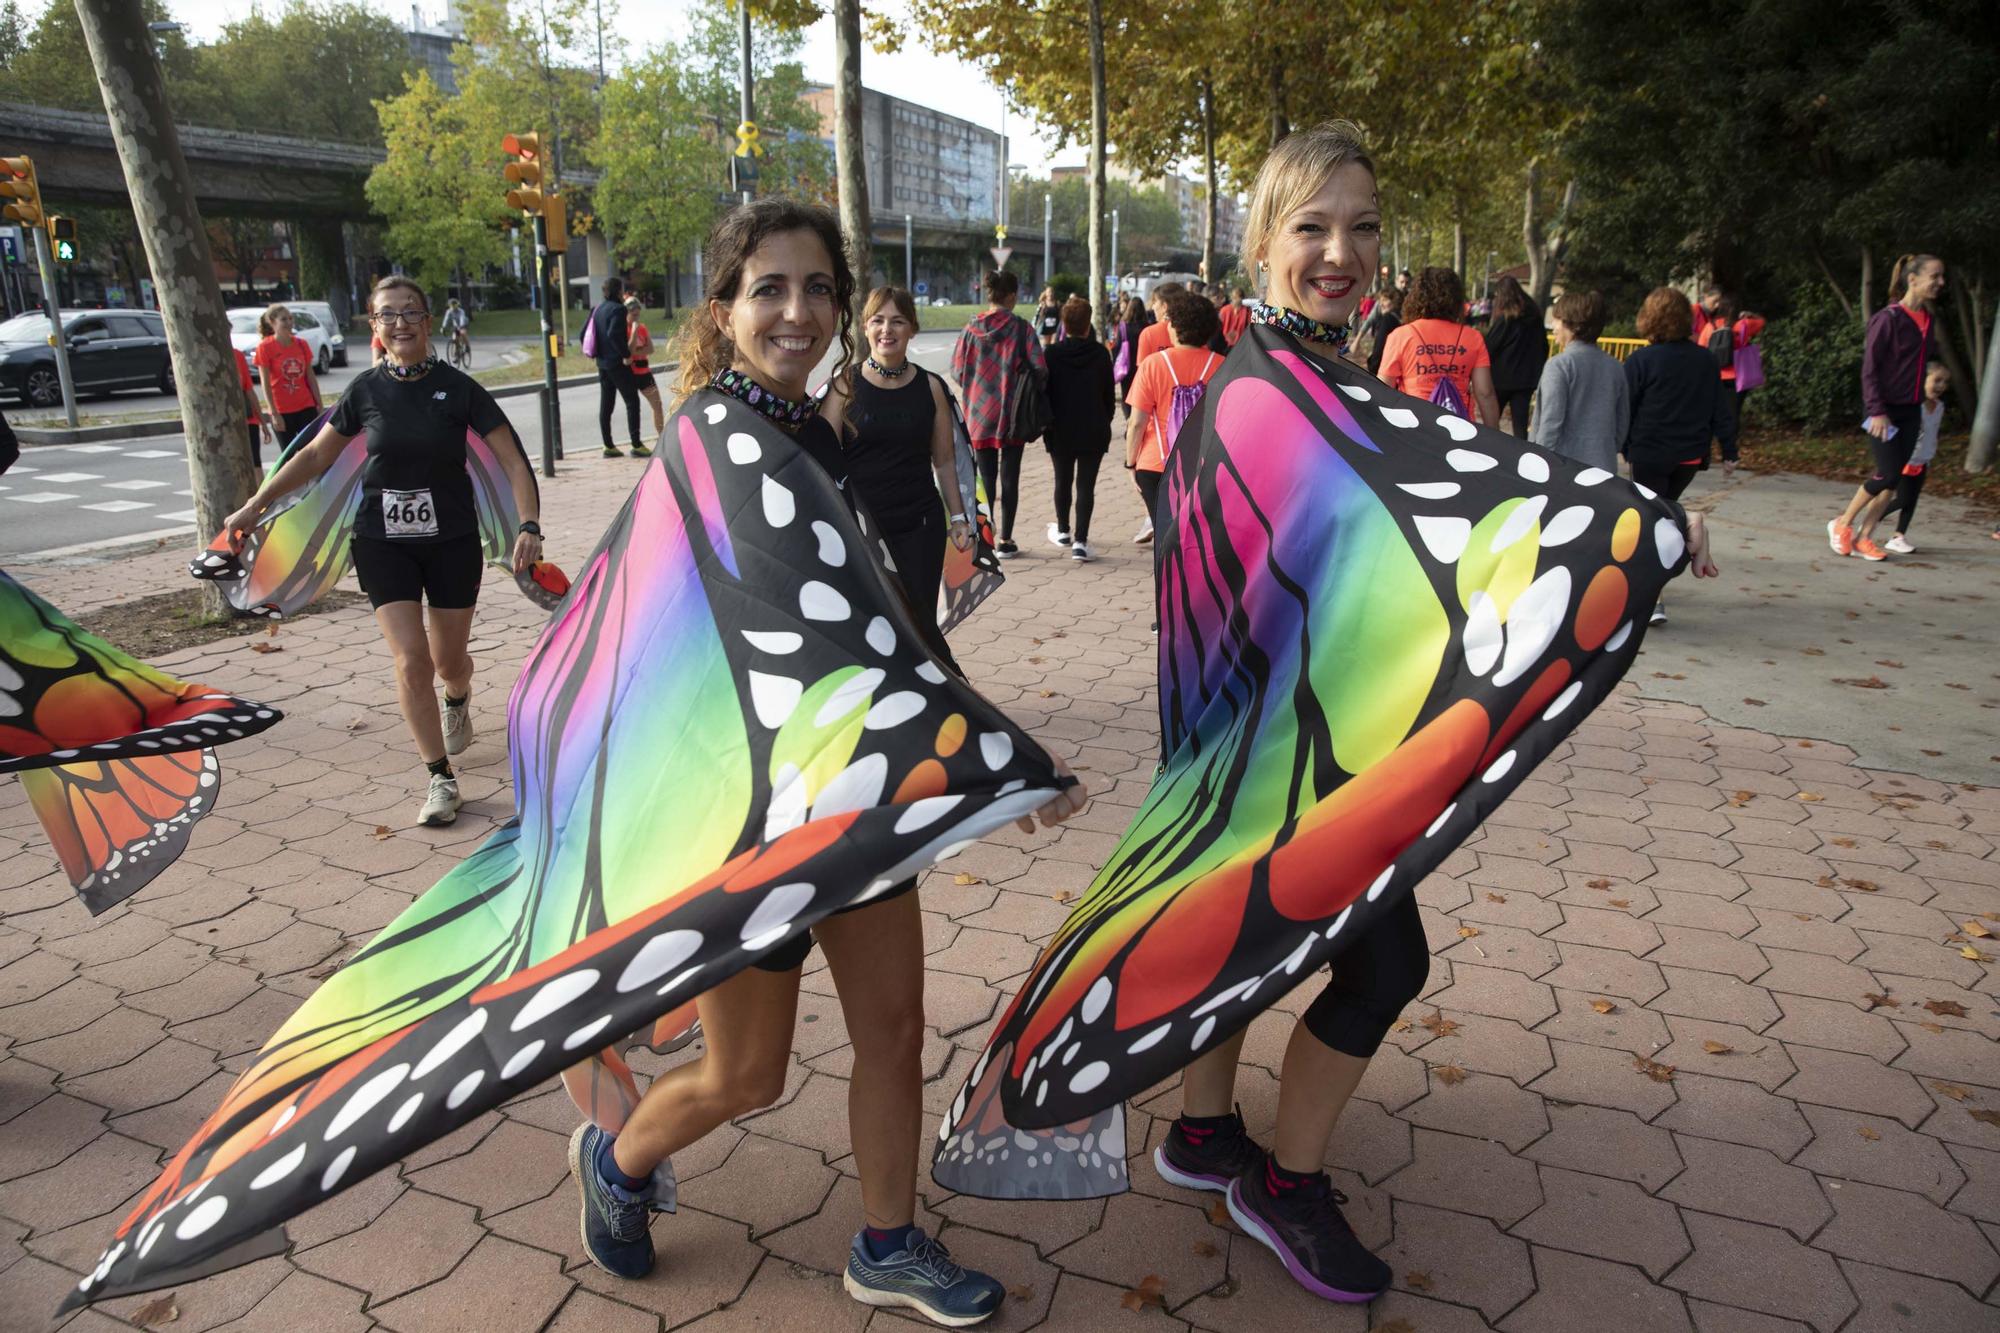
[193,1,416,144]
[365,69,512,295]
[683,0,833,204]
[0,0,205,113]
[0,2,28,67]
[587,44,724,281]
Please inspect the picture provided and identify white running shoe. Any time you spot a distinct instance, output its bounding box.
[1884,533,1915,554]
[1648,601,1667,626]
[1071,542,1095,562]
[1133,521,1154,546]
[419,772,462,826]
[1047,522,1071,548]
[442,697,473,755]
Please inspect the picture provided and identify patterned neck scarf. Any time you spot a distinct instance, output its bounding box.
[711,368,819,427]
[381,354,438,382]
[1248,300,1350,352]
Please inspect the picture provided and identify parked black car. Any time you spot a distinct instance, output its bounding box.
[0,309,174,410]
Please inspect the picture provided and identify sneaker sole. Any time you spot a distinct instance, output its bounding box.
[418,802,460,827]
[1826,520,1849,555]
[1152,1144,1236,1194]
[842,1268,997,1327]
[568,1125,654,1280]
[1225,1179,1383,1304]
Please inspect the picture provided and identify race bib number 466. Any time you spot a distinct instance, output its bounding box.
[381,488,438,537]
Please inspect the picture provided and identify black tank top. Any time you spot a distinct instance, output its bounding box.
[844,369,939,530]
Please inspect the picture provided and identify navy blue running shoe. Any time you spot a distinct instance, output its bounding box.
[843,1227,1005,1326]
[568,1124,655,1279]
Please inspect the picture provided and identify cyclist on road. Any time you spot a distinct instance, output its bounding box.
[440,298,471,368]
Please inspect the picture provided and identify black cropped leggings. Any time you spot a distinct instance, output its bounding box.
[1300,891,1432,1059]
[974,443,1024,541]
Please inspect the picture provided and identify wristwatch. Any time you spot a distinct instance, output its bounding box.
[518,520,542,536]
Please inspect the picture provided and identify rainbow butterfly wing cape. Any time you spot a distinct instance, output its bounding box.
[933,323,1690,1199]
[188,407,566,617]
[66,388,1073,1310]
[0,433,282,913]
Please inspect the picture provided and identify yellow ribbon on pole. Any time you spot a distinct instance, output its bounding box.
[734,121,765,158]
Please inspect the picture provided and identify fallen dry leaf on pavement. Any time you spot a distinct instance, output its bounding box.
[1742,697,1766,706]
[1007,1285,1036,1302]
[1419,1010,1461,1037]
[1191,1240,1219,1258]
[1960,946,1993,962]
[1815,875,1837,888]
[1587,878,1612,890]
[952,872,980,886]
[1119,1274,1167,1312]
[1589,999,1618,1015]
[1860,992,1898,1010]
[1485,892,1508,904]
[1207,1200,1230,1227]
[1053,890,1075,905]
[247,641,282,654]
[1404,1271,1434,1293]
[1843,878,1879,893]
[1830,837,1857,848]
[132,1294,179,1328]
[1456,925,1481,938]
[1797,792,1824,802]
[1857,1125,1881,1141]
[372,825,393,840]
[1963,921,1994,940]
[1634,1055,1676,1083]
[1432,1063,1468,1086]
[1922,999,1969,1018]
[1970,1109,2000,1129]
[1831,676,1889,690]
[1930,1081,1973,1102]
[1701,1040,1734,1055]
[1609,898,1631,909]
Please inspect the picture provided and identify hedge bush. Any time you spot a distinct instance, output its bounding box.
[1748,282,1865,431]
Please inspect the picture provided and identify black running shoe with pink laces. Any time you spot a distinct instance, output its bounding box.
[1152,1111,1264,1193]
[1226,1155,1390,1303]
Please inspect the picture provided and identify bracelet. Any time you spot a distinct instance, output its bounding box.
[948,512,967,524]
[518,520,542,536]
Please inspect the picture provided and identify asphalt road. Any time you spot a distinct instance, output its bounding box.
[4,336,520,424]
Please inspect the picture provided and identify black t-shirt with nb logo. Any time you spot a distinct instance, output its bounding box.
[330,362,508,542]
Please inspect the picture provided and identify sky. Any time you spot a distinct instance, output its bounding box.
[161,0,1087,174]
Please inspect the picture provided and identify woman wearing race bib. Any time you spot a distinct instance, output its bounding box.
[221,276,544,827]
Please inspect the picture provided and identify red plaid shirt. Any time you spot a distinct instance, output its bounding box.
[952,309,1046,448]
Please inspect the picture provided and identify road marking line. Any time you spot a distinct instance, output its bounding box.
[36,472,104,483]
[79,500,156,513]
[124,449,181,459]
[102,479,171,491]
[4,492,78,503]
[60,444,125,454]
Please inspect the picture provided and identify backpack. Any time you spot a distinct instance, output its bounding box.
[1112,329,1132,382]
[1706,321,1735,369]
[1425,323,1473,418]
[1162,352,1221,461]
[581,305,599,359]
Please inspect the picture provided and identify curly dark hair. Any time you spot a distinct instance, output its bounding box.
[1399,266,1467,323]
[670,199,856,404]
[1164,290,1220,347]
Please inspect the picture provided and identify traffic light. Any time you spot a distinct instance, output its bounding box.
[543,192,568,254]
[502,130,545,211]
[49,215,76,264]
[0,155,44,229]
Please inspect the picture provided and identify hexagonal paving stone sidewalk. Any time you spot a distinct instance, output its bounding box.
[2,436,1996,1332]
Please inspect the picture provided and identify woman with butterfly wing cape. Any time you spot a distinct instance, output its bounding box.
[0,409,283,913]
[63,202,1082,1317]
[930,125,1716,1306]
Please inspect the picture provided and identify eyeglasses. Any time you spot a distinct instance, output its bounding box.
[370,309,429,326]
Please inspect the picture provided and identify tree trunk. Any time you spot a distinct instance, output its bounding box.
[832,0,870,329]
[73,0,250,618]
[1267,63,1289,148]
[1199,75,1218,285]
[1810,245,1856,321]
[1968,294,2000,474]
[1087,0,1107,333]
[1522,161,1574,309]
[1859,245,1873,322]
[1452,216,1467,280]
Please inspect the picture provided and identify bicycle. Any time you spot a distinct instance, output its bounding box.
[447,329,471,370]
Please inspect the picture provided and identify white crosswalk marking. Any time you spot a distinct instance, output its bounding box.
[79,500,155,513]
[157,510,199,523]
[6,492,79,503]
[61,444,124,454]
[103,479,171,491]
[124,449,180,459]
[37,472,104,483]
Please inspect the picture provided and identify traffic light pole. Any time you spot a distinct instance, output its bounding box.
[30,225,78,427]
[534,211,562,478]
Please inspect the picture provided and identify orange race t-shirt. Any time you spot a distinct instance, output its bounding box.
[254,335,317,414]
[1218,303,1251,346]
[1135,319,1172,368]
[232,349,258,425]
[1127,345,1224,471]
[1378,317,1489,407]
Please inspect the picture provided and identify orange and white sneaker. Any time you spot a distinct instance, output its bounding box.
[1854,537,1888,561]
[1827,519,1854,556]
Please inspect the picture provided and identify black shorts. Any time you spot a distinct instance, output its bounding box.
[350,533,482,610]
[752,876,917,972]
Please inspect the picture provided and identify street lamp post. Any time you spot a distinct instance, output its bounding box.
[904,213,913,288]
[1110,208,1119,300]
[736,0,755,205]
